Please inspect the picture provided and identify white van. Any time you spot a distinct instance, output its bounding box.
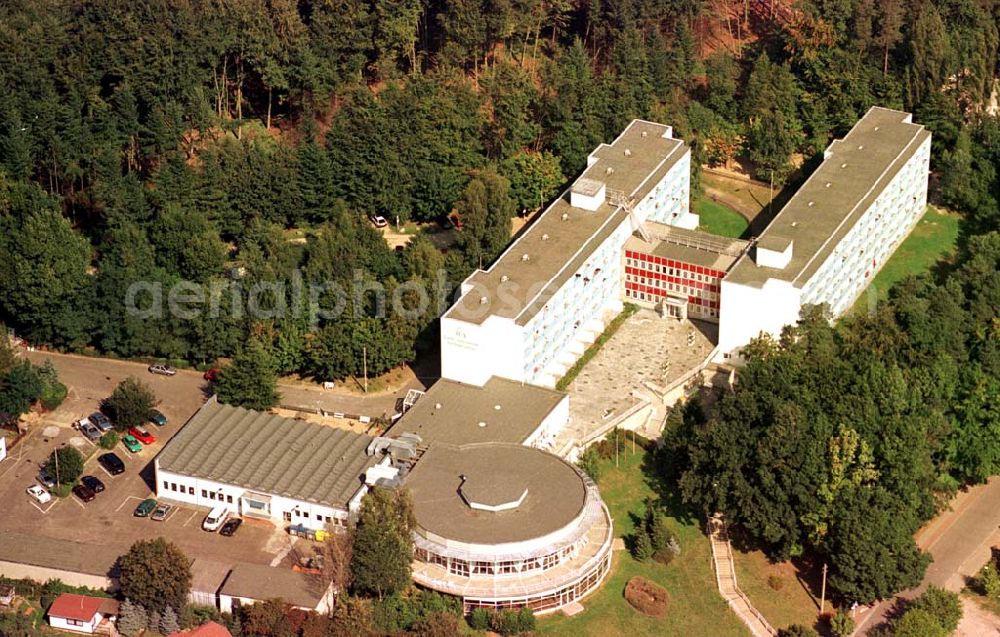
[202,505,229,532]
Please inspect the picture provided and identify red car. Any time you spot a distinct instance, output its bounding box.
[128,426,156,445]
[203,368,220,381]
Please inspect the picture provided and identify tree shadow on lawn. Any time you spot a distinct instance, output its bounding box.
[637,439,697,529]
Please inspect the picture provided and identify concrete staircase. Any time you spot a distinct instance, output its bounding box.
[708,514,777,637]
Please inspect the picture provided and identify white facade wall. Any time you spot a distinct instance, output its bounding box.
[0,561,116,592]
[440,314,525,387]
[155,464,354,532]
[219,591,334,615]
[716,278,802,358]
[0,436,6,463]
[49,614,99,634]
[801,136,931,315]
[522,395,570,449]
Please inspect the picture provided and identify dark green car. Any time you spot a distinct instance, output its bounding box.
[134,498,157,517]
[149,410,167,427]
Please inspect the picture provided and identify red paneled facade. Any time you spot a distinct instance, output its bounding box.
[623,249,723,321]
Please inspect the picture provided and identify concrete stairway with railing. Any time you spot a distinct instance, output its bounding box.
[708,514,777,637]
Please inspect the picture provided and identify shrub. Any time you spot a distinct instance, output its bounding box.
[99,432,119,450]
[576,446,601,482]
[777,626,818,637]
[117,599,148,637]
[982,562,1000,598]
[652,547,676,566]
[50,483,72,498]
[39,381,67,411]
[486,608,534,635]
[829,611,855,637]
[467,607,490,630]
[767,574,784,591]
[181,604,222,629]
[893,608,947,637]
[624,576,669,617]
[908,585,962,633]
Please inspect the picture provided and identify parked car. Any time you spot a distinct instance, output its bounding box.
[148,364,177,376]
[72,484,96,503]
[202,505,229,532]
[151,503,173,521]
[78,420,102,442]
[121,435,142,453]
[89,412,113,433]
[97,452,125,475]
[37,467,56,489]
[134,498,157,517]
[81,475,105,494]
[128,426,156,445]
[219,518,243,537]
[203,367,219,381]
[148,409,168,427]
[26,484,51,504]
[368,215,388,228]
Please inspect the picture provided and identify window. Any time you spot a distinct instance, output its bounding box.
[316,514,323,521]
[209,492,216,500]
[201,489,208,498]
[226,495,233,504]
[283,512,292,521]
[188,486,194,495]
[65,619,84,627]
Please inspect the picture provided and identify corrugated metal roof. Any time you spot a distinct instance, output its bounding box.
[156,398,375,508]
[219,562,328,609]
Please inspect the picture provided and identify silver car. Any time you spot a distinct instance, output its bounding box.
[147,364,177,376]
[151,503,173,521]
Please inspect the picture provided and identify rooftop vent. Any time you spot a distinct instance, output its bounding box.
[494,404,501,410]
[791,221,799,227]
[477,421,487,428]
[841,163,848,169]
[521,254,530,262]
[542,233,550,241]
[479,296,487,305]
[858,144,864,150]
[624,148,632,157]
[500,275,509,282]
[561,213,569,221]
[825,182,832,188]
[605,166,614,175]
[434,403,442,410]
[641,130,648,137]
[874,126,880,131]
[808,201,814,207]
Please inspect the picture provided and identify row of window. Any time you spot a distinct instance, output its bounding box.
[624,288,720,318]
[417,537,587,578]
[625,252,725,280]
[625,273,720,299]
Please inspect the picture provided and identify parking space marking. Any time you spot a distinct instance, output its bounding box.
[116,495,144,513]
[29,498,57,514]
[70,495,86,509]
[183,510,199,527]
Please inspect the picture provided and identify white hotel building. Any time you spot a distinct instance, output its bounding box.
[717,107,931,356]
[441,120,693,388]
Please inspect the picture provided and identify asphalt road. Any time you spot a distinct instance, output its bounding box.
[853,478,1000,634]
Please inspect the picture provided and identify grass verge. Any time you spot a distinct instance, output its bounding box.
[536,443,747,636]
[851,206,961,314]
[693,197,750,239]
[730,549,822,632]
[555,304,638,391]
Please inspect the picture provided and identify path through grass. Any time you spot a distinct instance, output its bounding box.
[537,444,747,636]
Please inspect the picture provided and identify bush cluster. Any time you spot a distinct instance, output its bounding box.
[630,498,680,564]
[466,607,535,635]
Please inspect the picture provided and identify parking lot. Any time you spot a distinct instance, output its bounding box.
[0,355,308,570]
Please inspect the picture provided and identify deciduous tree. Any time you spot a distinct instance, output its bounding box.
[118,538,192,614]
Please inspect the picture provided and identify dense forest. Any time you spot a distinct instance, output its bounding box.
[0,0,997,388]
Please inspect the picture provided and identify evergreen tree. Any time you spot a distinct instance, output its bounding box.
[117,599,147,637]
[160,605,181,634]
[631,527,654,561]
[297,121,336,224]
[455,169,514,269]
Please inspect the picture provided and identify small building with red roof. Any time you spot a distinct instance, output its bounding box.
[47,593,119,634]
[168,620,233,637]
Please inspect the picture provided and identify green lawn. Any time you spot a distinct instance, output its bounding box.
[693,197,750,239]
[851,207,962,314]
[537,445,748,637]
[731,549,823,632]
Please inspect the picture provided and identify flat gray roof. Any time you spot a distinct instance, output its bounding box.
[0,531,119,578]
[446,120,688,326]
[387,376,566,446]
[625,222,749,271]
[727,107,930,287]
[156,398,375,508]
[406,443,587,545]
[219,562,328,609]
